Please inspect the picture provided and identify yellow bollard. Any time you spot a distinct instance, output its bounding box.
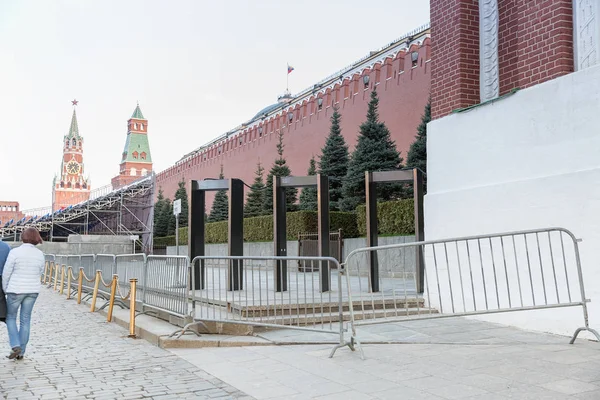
[77,268,84,305]
[46,263,53,285]
[128,278,138,338]
[66,267,72,299]
[53,264,60,291]
[107,275,118,322]
[90,271,101,312]
[59,266,65,295]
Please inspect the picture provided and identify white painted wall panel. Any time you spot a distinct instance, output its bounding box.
[426,65,600,339]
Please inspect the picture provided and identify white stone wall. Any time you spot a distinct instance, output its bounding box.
[425,64,600,339]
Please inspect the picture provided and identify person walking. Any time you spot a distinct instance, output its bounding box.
[0,240,10,324]
[2,227,45,360]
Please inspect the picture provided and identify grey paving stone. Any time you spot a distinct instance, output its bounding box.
[0,289,251,400]
[497,385,574,399]
[374,386,445,400]
[425,383,490,399]
[401,376,455,391]
[539,379,600,395]
[454,373,514,392]
[574,390,600,399]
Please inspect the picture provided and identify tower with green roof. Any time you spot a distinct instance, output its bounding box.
[111,103,153,189]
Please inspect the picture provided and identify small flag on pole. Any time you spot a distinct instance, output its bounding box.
[287,64,294,74]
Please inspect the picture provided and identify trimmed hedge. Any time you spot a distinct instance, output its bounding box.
[356,199,415,236]
[154,211,359,245]
[154,200,414,246]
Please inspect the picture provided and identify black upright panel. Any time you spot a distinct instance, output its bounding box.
[273,177,287,292]
[317,174,330,292]
[190,182,205,290]
[228,179,244,290]
[413,169,425,293]
[189,178,244,292]
[364,170,424,293]
[365,172,379,293]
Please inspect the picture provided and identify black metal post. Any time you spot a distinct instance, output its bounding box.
[190,182,205,290]
[273,177,287,292]
[317,174,330,292]
[228,179,244,291]
[365,171,379,292]
[413,169,425,293]
[338,228,344,265]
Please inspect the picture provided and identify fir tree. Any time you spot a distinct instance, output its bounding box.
[153,188,167,237]
[340,89,403,211]
[174,178,189,227]
[299,156,318,211]
[244,161,266,217]
[406,99,430,192]
[208,165,229,222]
[263,131,298,214]
[318,106,349,211]
[164,198,176,236]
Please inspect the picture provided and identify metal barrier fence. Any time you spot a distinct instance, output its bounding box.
[343,227,600,358]
[144,256,189,317]
[42,227,596,360]
[44,252,189,323]
[115,254,146,303]
[80,254,96,293]
[95,255,116,296]
[177,255,354,358]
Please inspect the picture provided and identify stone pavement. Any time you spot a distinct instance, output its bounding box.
[3,287,600,400]
[0,289,253,400]
[170,318,600,399]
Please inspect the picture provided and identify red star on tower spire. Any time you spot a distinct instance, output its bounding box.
[71,99,78,106]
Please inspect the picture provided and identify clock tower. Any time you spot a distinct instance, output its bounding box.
[52,100,91,211]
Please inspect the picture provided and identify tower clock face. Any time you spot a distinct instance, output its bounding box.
[66,160,81,175]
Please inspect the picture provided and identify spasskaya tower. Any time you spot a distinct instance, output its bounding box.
[52,99,91,211]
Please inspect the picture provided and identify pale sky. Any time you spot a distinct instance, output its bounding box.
[0,0,429,211]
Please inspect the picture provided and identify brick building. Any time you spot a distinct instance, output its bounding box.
[156,25,432,205]
[0,201,24,226]
[111,104,153,189]
[52,103,91,211]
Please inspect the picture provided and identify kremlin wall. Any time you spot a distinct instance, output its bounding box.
[156,25,431,204]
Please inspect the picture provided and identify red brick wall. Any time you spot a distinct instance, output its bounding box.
[498,0,573,94]
[0,201,24,224]
[112,161,153,189]
[53,190,91,211]
[431,0,479,119]
[431,0,574,119]
[156,41,432,208]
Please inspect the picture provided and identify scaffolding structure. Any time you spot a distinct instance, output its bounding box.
[0,174,155,252]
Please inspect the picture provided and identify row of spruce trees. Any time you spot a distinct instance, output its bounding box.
[153,90,430,238]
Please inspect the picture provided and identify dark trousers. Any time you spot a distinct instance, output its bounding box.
[0,278,6,323]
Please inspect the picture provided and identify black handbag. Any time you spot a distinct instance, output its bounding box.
[0,277,6,323]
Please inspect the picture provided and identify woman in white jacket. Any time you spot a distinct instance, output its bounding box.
[2,227,45,360]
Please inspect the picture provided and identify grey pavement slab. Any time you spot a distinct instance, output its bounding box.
[0,288,252,400]
[170,317,600,399]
